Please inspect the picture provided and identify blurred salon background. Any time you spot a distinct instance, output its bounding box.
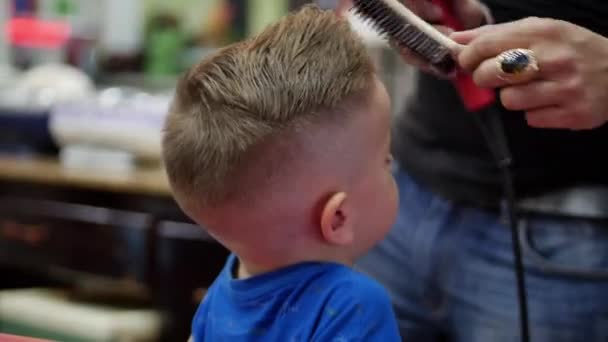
[0,0,412,340]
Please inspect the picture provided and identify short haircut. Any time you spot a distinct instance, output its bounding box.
[162,5,375,207]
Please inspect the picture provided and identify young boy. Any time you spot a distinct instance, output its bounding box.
[162,5,400,341]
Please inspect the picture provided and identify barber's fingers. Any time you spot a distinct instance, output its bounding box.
[459,32,533,72]
[499,81,563,111]
[525,107,577,129]
[403,0,489,28]
[391,42,455,79]
[472,55,540,88]
[402,0,444,22]
[525,107,603,130]
[452,0,493,29]
[450,22,501,44]
[392,42,431,69]
[454,18,559,72]
[391,24,457,78]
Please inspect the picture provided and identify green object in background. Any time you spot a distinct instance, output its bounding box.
[145,15,185,76]
[247,0,289,36]
[54,0,76,16]
[145,30,184,75]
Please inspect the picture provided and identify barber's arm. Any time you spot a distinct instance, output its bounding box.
[453,18,608,130]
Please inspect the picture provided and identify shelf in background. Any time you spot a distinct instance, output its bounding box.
[0,156,171,197]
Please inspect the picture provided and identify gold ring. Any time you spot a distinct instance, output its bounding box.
[496,48,539,83]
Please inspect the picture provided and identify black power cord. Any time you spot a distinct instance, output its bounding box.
[474,109,530,342]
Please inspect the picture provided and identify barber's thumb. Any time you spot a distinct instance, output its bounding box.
[450,29,480,44]
[450,23,499,44]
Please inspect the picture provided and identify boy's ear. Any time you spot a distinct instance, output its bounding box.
[319,192,354,246]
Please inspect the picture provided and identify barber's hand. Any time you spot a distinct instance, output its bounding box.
[399,0,491,78]
[337,0,491,77]
[452,18,608,130]
[402,0,489,29]
[395,0,492,77]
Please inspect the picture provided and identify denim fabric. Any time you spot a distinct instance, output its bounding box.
[357,165,608,342]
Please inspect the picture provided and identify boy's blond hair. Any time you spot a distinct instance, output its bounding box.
[162,5,374,207]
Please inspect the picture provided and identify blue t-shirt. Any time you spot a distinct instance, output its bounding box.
[192,254,401,341]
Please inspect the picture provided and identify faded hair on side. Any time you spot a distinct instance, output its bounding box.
[162,5,374,207]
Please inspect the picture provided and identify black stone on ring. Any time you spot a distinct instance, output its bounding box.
[498,49,536,74]
[496,49,539,83]
[502,52,530,73]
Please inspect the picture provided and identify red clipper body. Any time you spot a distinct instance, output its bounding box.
[430,0,496,112]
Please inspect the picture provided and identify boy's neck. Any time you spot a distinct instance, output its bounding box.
[235,254,354,279]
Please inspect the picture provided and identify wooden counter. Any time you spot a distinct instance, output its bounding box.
[0,156,172,196]
[0,156,227,342]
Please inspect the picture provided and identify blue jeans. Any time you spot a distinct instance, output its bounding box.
[356,166,608,342]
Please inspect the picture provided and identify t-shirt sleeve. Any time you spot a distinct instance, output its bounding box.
[310,280,401,341]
